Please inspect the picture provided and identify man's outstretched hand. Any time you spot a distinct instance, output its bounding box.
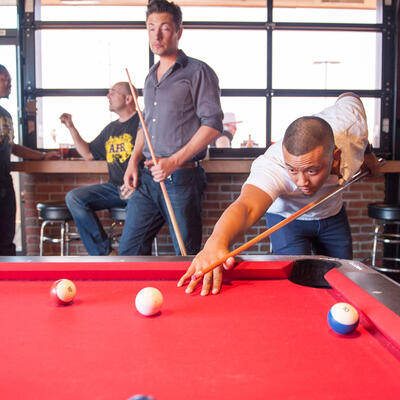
[177,246,236,296]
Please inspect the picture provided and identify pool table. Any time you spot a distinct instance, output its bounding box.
[1,255,400,400]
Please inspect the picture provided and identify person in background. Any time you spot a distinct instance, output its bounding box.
[122,0,223,256]
[0,64,59,255]
[178,92,379,295]
[61,82,139,255]
[210,112,241,148]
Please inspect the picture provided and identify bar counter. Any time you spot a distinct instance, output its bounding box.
[11,159,400,174]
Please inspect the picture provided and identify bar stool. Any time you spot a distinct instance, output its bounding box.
[108,206,158,255]
[367,202,400,273]
[36,202,80,256]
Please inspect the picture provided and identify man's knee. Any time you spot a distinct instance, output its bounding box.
[65,187,87,213]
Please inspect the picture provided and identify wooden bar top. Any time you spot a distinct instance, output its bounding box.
[11,159,254,174]
[11,159,400,174]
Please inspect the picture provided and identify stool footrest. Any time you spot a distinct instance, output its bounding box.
[371,263,400,273]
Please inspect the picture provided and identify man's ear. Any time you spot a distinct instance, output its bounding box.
[331,147,342,175]
[177,27,183,40]
[126,94,134,105]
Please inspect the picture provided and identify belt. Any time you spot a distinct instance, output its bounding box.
[144,160,200,170]
[176,161,200,170]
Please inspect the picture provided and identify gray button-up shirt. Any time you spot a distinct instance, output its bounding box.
[141,50,223,161]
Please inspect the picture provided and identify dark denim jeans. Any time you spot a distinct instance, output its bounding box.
[265,205,353,259]
[65,182,126,255]
[118,166,207,256]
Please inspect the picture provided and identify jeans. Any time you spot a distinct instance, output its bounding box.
[265,205,353,259]
[0,176,16,256]
[65,182,127,255]
[118,166,207,256]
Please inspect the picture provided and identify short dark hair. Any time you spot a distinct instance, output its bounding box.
[0,64,8,75]
[283,116,335,157]
[146,0,182,31]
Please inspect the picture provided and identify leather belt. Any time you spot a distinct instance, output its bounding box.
[144,160,200,170]
[176,161,200,170]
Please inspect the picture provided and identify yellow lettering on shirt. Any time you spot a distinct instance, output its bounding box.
[0,115,14,144]
[105,133,133,164]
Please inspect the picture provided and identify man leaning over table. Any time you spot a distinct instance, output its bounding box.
[178,93,379,296]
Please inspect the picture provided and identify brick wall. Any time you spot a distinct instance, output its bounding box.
[20,172,385,262]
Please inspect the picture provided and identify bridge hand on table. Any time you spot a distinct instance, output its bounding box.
[177,248,236,296]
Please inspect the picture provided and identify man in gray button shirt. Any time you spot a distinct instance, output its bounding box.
[121,0,223,255]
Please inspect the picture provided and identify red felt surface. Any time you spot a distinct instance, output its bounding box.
[1,274,400,399]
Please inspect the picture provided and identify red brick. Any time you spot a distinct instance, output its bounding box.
[76,176,103,185]
[205,192,231,201]
[202,201,220,209]
[35,184,64,193]
[220,185,242,192]
[343,192,361,200]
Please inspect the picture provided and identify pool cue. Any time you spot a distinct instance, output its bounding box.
[194,158,385,279]
[125,68,187,256]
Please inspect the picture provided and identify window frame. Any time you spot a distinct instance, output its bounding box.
[19,0,396,158]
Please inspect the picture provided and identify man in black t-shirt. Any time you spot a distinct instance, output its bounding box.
[62,82,139,255]
[0,64,59,255]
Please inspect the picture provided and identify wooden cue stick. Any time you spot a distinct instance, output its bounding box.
[195,159,385,278]
[125,68,187,256]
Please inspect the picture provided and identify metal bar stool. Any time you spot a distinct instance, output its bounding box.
[367,203,400,273]
[108,206,158,255]
[36,202,80,256]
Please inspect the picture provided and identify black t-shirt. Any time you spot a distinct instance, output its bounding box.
[89,113,139,186]
[0,105,13,182]
[209,130,233,148]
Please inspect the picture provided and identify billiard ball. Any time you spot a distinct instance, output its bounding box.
[50,279,76,305]
[328,302,359,335]
[135,287,163,316]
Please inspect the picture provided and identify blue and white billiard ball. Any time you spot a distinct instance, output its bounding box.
[328,302,359,335]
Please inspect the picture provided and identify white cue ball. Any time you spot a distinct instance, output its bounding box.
[135,287,163,316]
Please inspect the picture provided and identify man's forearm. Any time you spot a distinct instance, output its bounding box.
[170,125,220,166]
[12,144,44,160]
[207,184,273,250]
[67,126,93,160]
[208,202,253,250]
[129,128,145,165]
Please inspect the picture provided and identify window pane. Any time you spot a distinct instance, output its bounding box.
[273,31,381,90]
[180,30,267,89]
[37,5,147,21]
[37,4,266,22]
[37,96,144,149]
[36,30,149,89]
[0,5,17,29]
[220,97,266,148]
[273,2,379,24]
[181,6,266,22]
[271,96,380,146]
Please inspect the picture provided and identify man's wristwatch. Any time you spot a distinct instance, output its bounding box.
[364,143,374,154]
